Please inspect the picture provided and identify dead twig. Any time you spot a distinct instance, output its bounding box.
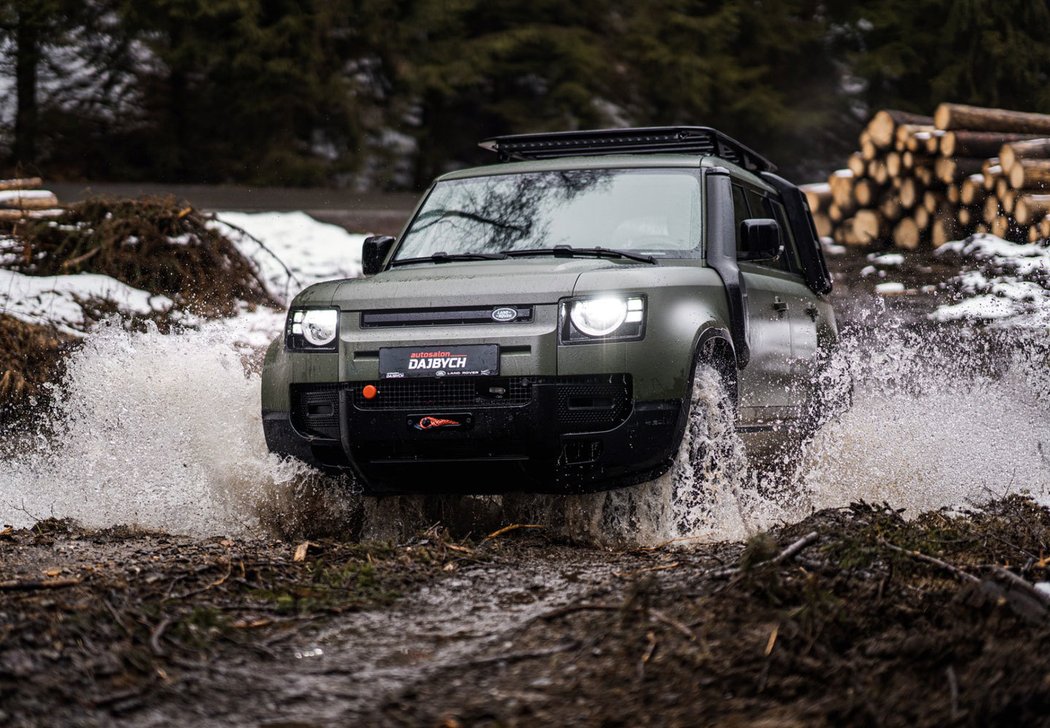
[480,523,543,545]
[711,531,820,579]
[206,213,301,298]
[150,616,173,657]
[988,565,1050,606]
[878,539,979,584]
[173,557,234,599]
[649,608,696,641]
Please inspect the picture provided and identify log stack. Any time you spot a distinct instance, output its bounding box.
[805,104,1050,249]
[0,178,63,222]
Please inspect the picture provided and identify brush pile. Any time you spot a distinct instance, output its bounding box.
[0,191,281,412]
[806,104,1050,249]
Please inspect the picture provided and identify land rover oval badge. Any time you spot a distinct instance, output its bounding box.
[492,307,517,322]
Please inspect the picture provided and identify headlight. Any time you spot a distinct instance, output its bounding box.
[562,295,645,343]
[286,308,339,351]
[570,297,628,337]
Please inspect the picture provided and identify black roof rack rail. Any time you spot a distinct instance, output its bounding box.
[478,126,776,173]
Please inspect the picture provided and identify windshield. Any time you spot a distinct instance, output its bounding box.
[395,169,702,260]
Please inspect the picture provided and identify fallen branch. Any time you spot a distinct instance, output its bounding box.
[878,540,979,583]
[710,531,820,579]
[0,576,82,591]
[206,212,301,299]
[988,565,1050,607]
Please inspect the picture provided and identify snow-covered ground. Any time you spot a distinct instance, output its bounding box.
[0,211,366,345]
[930,234,1050,329]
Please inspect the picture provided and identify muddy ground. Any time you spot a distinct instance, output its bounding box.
[3,241,1050,726]
[5,497,1050,727]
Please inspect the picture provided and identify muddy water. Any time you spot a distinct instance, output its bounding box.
[127,545,632,727]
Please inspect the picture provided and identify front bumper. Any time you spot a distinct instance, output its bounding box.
[263,374,685,495]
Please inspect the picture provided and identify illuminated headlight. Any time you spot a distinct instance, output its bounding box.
[562,295,645,343]
[286,308,339,351]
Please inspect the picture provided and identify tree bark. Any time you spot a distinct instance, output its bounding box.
[935,103,1050,134]
[1013,193,1050,225]
[999,138,1050,173]
[12,6,42,166]
[939,131,1041,158]
[1009,159,1050,190]
[866,110,933,149]
[935,157,988,184]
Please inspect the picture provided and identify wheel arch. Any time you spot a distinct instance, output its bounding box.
[689,326,738,408]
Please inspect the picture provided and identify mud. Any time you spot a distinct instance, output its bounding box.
[4,498,1050,727]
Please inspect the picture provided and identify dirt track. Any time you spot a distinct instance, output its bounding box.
[5,498,1050,727]
[3,242,1050,726]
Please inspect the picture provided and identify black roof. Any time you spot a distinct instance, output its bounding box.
[479,126,776,173]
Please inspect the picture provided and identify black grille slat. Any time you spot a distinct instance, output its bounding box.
[353,377,533,410]
[555,378,632,432]
[362,306,532,328]
[290,387,341,439]
[291,376,633,435]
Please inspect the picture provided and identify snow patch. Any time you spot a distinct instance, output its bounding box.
[211,211,367,301]
[0,268,173,334]
[931,234,1050,329]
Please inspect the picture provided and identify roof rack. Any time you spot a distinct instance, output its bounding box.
[478,126,776,173]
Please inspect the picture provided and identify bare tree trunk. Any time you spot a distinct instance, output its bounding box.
[12,7,41,166]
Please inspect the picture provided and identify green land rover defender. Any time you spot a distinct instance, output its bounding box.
[261,127,838,494]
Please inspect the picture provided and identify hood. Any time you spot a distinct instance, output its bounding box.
[297,258,645,310]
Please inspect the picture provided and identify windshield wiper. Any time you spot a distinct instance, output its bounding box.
[389,251,508,267]
[501,245,657,265]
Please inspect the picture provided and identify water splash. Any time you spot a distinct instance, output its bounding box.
[1,313,1047,544]
[0,321,348,536]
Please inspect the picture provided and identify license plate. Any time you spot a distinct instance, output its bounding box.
[379,344,499,379]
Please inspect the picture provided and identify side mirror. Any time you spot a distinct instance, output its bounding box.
[362,235,396,275]
[739,219,782,261]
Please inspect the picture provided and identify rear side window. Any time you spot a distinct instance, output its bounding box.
[739,186,803,275]
[731,184,750,255]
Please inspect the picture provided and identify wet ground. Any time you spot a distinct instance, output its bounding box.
[6,497,1050,727]
[3,239,1050,725]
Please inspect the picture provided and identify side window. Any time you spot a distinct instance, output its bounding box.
[731,183,749,255]
[770,199,804,274]
[744,188,803,275]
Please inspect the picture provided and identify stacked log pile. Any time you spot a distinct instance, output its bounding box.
[0,178,62,223]
[804,104,1050,249]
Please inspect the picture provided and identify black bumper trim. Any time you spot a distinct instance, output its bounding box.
[263,382,686,495]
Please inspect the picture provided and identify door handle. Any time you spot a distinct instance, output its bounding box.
[805,304,819,321]
[772,297,788,314]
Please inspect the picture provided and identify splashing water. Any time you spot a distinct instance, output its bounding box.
[0,321,351,536]
[1,312,1048,544]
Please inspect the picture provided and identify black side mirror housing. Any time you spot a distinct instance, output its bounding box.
[362,235,396,275]
[739,219,783,261]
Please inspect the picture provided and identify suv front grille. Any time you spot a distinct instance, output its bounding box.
[290,375,633,437]
[352,377,533,410]
[361,306,533,327]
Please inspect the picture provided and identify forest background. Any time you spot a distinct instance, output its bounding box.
[1,0,1048,189]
